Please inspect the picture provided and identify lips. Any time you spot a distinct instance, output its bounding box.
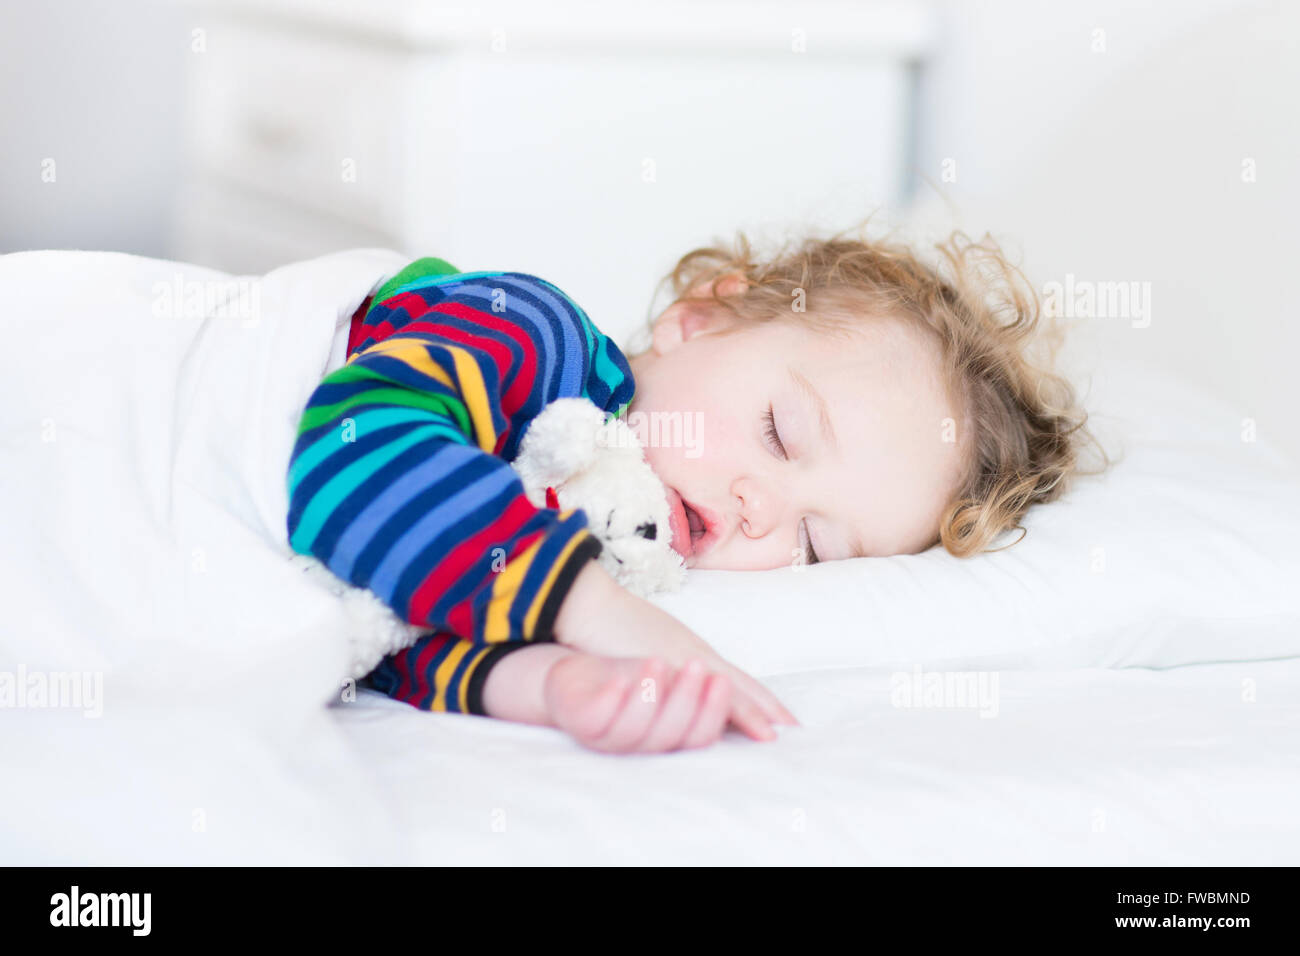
[665,488,692,557]
[665,488,717,560]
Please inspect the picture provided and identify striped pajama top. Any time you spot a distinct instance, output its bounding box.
[286,257,636,715]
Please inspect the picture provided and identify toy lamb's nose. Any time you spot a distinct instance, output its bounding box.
[635,521,657,540]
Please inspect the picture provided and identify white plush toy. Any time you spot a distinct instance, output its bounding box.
[290,397,686,682]
[511,397,686,597]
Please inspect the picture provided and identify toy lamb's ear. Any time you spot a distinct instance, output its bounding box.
[513,397,610,491]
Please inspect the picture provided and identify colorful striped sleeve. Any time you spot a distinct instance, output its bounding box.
[287,257,636,715]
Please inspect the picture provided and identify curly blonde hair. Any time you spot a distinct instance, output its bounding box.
[645,222,1108,558]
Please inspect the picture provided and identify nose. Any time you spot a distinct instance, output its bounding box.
[732,475,785,539]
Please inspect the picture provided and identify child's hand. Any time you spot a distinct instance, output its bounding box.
[554,561,799,741]
[543,654,733,753]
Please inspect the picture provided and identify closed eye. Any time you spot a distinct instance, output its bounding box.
[764,404,821,565]
[762,404,786,458]
[801,521,821,565]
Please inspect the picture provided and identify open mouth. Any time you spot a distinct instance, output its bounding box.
[666,488,715,560]
[684,501,706,545]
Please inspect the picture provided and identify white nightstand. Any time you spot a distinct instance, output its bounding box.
[175,0,935,343]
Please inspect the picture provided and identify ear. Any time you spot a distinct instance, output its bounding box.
[709,273,749,298]
[649,273,749,356]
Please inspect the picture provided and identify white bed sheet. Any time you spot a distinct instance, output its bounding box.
[7,653,1293,865]
[326,657,1300,866]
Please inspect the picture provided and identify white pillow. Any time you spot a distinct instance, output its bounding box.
[648,358,1300,675]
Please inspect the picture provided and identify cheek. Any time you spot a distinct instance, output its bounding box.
[636,386,737,479]
[632,343,757,475]
[698,401,744,464]
[666,375,745,459]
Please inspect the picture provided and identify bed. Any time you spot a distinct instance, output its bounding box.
[1,247,1297,865]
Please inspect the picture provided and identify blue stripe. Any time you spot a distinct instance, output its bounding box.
[492,274,585,398]
[368,465,523,608]
[327,442,478,580]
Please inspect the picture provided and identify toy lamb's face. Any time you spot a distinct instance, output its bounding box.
[512,398,686,597]
[557,450,685,597]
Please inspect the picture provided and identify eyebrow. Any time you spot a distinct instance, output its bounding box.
[789,366,869,560]
[789,367,836,453]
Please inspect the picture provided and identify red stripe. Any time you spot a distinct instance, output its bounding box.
[362,297,539,423]
[407,495,543,637]
[424,302,539,419]
[346,296,374,357]
[402,632,451,705]
[392,642,414,703]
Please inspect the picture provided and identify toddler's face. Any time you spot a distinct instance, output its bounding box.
[626,284,967,570]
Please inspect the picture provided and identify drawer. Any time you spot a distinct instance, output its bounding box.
[186,18,416,234]
[173,178,405,276]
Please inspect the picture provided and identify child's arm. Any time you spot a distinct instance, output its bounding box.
[289,261,631,713]
[471,559,798,750]
[362,558,793,740]
[551,559,798,734]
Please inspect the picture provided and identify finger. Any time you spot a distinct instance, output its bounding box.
[591,658,671,752]
[566,671,636,744]
[727,667,798,726]
[638,659,708,752]
[721,664,798,726]
[727,693,777,742]
[679,672,732,750]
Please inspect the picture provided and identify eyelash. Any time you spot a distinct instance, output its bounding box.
[762,405,786,457]
[762,404,820,565]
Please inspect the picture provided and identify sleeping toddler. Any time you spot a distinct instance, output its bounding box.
[286,227,1095,753]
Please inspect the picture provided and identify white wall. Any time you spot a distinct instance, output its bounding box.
[0,0,189,257]
[909,0,1299,462]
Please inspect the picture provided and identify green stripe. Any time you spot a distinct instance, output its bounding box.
[576,307,595,362]
[372,257,461,308]
[383,270,508,303]
[299,385,471,437]
[289,407,467,492]
[594,337,625,394]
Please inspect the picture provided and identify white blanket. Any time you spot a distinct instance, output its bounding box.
[0,249,417,862]
[0,248,410,717]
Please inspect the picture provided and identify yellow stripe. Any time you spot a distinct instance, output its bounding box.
[430,639,475,712]
[482,535,545,643]
[352,336,455,388]
[524,526,591,638]
[482,514,589,643]
[448,346,497,452]
[352,337,496,453]
[456,645,494,713]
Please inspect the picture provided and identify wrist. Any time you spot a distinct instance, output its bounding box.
[480,642,575,725]
[553,558,620,649]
